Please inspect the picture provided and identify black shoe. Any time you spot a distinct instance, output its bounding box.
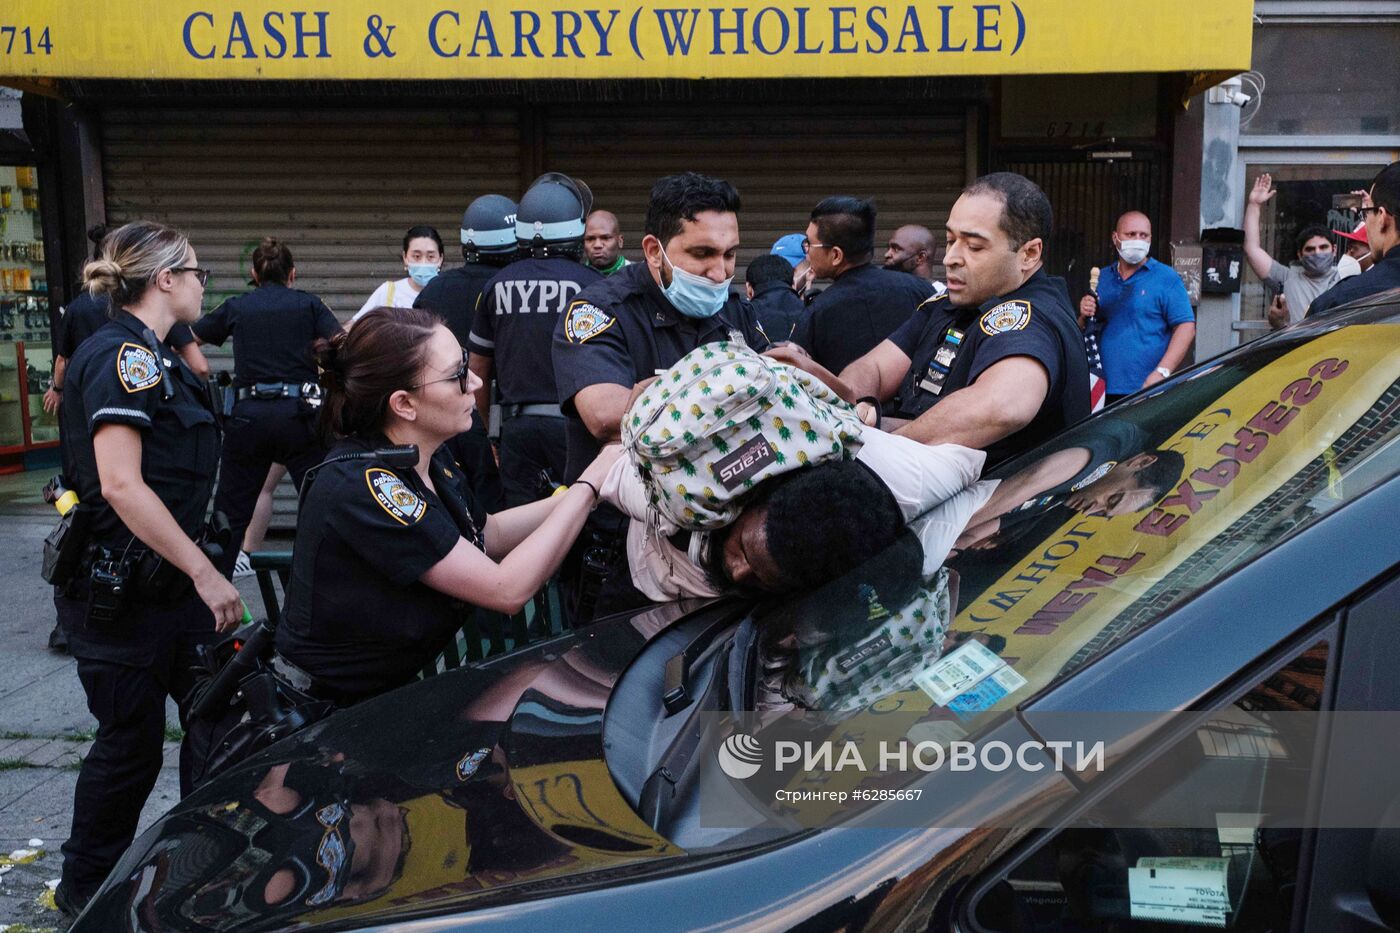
[54,880,90,920]
[48,623,69,654]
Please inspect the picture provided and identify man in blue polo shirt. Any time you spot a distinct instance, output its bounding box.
[1078,211,1195,404]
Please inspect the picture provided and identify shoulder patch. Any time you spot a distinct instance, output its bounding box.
[917,293,950,312]
[979,299,1032,336]
[115,342,164,393]
[1070,460,1117,492]
[564,301,615,344]
[365,468,427,525]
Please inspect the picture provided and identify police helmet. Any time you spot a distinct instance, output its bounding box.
[461,194,519,263]
[515,173,593,258]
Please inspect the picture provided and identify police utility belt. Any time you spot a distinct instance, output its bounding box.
[500,402,563,419]
[234,381,321,402]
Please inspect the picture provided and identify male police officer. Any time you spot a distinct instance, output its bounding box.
[469,174,602,506]
[838,172,1089,468]
[553,172,769,622]
[414,193,517,512]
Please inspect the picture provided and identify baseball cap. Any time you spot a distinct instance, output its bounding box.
[1336,224,1368,244]
[771,234,806,268]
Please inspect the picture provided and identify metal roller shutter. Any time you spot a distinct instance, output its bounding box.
[543,107,968,280]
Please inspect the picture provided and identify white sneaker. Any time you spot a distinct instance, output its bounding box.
[232,550,254,580]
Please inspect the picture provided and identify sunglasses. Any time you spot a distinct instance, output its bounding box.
[411,350,471,394]
[168,266,211,286]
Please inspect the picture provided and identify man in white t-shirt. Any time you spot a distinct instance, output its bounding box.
[1244,174,1341,328]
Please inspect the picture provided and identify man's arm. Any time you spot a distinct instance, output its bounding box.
[178,341,211,380]
[573,382,634,443]
[42,355,68,415]
[838,339,912,403]
[1143,322,1196,388]
[895,356,1048,449]
[1243,173,1279,282]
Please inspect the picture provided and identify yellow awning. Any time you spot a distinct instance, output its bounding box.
[0,0,1251,82]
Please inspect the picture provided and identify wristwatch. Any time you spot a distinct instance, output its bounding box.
[1155,367,1171,379]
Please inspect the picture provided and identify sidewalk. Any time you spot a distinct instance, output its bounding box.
[0,469,275,928]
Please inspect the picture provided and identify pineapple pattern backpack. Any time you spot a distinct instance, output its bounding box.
[621,342,865,531]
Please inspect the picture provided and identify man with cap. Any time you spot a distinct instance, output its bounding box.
[552,171,770,624]
[771,233,807,269]
[1308,162,1400,319]
[795,196,937,374]
[469,174,602,506]
[413,193,519,511]
[1336,223,1371,279]
[584,209,630,276]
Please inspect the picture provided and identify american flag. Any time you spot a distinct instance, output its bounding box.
[1084,315,1107,413]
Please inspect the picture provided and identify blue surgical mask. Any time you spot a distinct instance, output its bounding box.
[408,263,440,287]
[660,245,732,319]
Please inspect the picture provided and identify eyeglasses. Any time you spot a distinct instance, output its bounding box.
[800,238,832,254]
[1358,205,1382,219]
[411,350,471,394]
[168,266,211,286]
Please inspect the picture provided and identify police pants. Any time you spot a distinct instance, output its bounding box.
[498,414,568,508]
[442,418,503,514]
[55,592,214,899]
[213,398,324,576]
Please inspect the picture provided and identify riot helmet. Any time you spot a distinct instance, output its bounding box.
[515,173,593,259]
[461,194,519,264]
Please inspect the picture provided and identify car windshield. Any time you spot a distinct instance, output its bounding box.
[753,301,1400,725]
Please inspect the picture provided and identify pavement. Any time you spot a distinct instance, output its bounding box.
[0,469,278,929]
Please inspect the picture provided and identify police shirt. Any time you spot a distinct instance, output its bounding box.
[796,264,935,374]
[414,261,502,348]
[193,283,340,386]
[61,311,220,545]
[1307,248,1400,319]
[748,280,808,344]
[889,268,1090,468]
[552,261,770,483]
[469,257,602,405]
[277,438,487,701]
[56,291,197,359]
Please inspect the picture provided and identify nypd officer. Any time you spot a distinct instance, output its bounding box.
[552,172,770,622]
[832,173,1089,468]
[193,237,343,577]
[414,193,520,511]
[468,175,602,506]
[54,221,242,919]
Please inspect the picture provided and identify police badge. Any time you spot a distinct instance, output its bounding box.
[365,468,427,524]
[116,342,163,393]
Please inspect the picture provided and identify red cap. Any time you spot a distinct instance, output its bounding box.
[1336,225,1369,244]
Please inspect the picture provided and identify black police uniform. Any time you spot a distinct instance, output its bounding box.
[888,268,1091,468]
[748,279,808,343]
[193,283,341,575]
[1307,248,1400,318]
[414,263,507,514]
[796,264,935,374]
[470,257,602,506]
[276,437,486,705]
[551,261,770,621]
[56,310,222,903]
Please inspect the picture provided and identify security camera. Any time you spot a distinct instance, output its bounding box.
[1208,79,1252,108]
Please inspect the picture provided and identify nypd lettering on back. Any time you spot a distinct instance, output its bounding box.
[492,279,583,315]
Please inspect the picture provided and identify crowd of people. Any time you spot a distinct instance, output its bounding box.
[36,157,1400,917]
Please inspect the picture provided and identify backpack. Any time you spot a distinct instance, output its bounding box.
[621,342,864,531]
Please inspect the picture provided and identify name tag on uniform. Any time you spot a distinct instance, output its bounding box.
[918,328,964,397]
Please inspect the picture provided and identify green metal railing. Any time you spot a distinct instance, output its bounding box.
[247,551,566,680]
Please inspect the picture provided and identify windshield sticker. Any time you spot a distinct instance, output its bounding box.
[946,666,1028,721]
[914,640,1005,705]
[1128,856,1230,927]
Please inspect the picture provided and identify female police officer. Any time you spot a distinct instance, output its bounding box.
[273,307,620,706]
[54,221,243,918]
[193,236,343,577]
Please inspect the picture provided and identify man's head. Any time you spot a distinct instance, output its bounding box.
[1365,161,1400,259]
[884,224,937,279]
[704,461,905,594]
[744,253,796,300]
[805,196,877,279]
[771,233,806,268]
[643,172,742,293]
[944,173,1051,308]
[584,210,625,271]
[1340,225,1370,260]
[1113,211,1152,268]
[1063,449,1186,517]
[1295,224,1335,278]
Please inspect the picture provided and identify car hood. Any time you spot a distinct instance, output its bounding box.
[77,599,720,932]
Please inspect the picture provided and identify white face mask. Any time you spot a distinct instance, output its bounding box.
[1117,239,1150,266]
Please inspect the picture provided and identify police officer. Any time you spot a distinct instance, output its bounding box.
[275,308,619,705]
[834,173,1089,468]
[551,172,770,623]
[193,237,343,577]
[413,194,518,513]
[794,196,937,374]
[468,174,602,506]
[54,221,242,919]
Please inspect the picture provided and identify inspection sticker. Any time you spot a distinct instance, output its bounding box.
[914,641,1005,706]
[947,665,1029,720]
[1128,856,1230,927]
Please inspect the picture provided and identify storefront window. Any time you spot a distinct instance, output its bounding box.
[1244,25,1400,137]
[0,163,53,454]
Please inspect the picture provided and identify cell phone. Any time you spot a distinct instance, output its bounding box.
[1334,193,1364,211]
